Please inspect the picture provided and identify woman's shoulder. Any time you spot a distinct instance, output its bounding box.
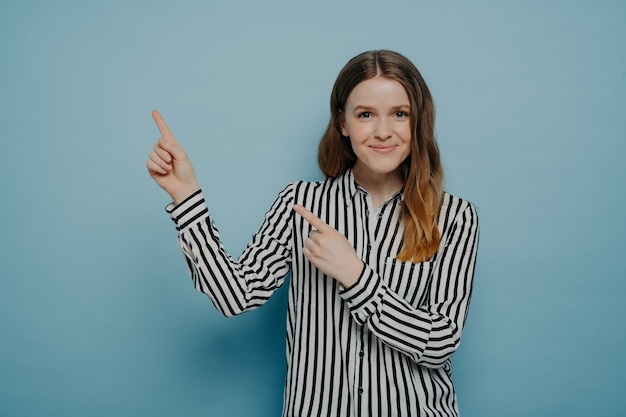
[269,175,354,212]
[440,191,479,221]
[278,176,341,199]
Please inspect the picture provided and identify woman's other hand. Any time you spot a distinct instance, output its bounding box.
[147,110,200,205]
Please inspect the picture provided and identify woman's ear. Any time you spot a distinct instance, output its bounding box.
[339,110,349,137]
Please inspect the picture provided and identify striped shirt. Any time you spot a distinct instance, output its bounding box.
[166,169,479,417]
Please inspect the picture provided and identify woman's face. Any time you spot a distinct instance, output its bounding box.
[341,76,412,185]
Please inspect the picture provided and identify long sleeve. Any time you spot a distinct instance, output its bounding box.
[166,187,294,317]
[338,200,479,367]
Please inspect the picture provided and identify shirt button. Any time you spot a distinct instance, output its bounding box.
[358,388,363,395]
[359,350,364,358]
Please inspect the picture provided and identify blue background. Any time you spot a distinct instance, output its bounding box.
[1,1,625,416]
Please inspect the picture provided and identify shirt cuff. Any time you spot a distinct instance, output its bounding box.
[339,264,385,324]
[165,189,208,231]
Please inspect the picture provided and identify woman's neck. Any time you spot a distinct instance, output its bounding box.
[352,165,403,210]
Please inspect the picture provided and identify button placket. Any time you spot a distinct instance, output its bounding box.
[357,338,365,399]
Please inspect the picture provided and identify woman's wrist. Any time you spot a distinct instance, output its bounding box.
[338,259,365,289]
[171,185,201,206]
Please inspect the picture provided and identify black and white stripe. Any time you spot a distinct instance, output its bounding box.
[166,169,479,417]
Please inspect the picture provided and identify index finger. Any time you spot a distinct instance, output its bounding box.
[152,109,175,140]
[293,204,331,232]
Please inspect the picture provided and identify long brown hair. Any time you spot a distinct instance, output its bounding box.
[318,50,443,263]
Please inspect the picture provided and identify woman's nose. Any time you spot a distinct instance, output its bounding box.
[374,119,392,140]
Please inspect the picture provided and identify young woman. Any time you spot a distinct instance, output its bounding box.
[147,50,479,417]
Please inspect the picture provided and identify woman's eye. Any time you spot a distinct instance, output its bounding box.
[358,112,372,119]
[394,111,409,118]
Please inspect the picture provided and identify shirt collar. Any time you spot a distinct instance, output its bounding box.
[340,169,358,207]
[340,168,404,207]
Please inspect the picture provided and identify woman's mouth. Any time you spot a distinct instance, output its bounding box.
[369,145,397,154]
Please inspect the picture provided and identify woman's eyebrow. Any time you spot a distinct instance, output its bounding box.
[352,104,410,111]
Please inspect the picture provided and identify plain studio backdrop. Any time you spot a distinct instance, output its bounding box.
[1,1,624,416]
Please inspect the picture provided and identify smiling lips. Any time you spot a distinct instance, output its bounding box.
[369,145,398,154]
